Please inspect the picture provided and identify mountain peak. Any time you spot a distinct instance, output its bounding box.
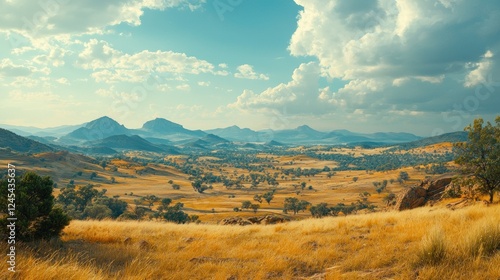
[142,118,184,132]
[296,125,316,132]
[63,116,129,141]
[85,116,123,130]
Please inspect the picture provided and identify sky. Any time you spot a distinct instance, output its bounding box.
[0,0,499,136]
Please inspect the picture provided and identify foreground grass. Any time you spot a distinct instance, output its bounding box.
[1,204,500,279]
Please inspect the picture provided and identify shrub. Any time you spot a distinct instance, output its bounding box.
[0,172,70,241]
[83,204,112,220]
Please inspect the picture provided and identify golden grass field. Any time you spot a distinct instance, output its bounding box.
[0,144,454,224]
[5,143,497,279]
[1,203,499,279]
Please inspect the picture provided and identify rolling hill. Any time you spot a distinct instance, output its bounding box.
[87,135,169,153]
[0,128,54,153]
[140,118,206,139]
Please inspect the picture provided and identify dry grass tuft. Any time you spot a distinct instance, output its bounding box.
[462,218,500,258]
[418,226,447,265]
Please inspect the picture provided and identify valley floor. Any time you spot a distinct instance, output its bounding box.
[1,203,499,280]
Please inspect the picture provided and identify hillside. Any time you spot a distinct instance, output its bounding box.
[140,118,206,138]
[0,128,54,153]
[1,204,498,279]
[392,131,468,150]
[88,135,167,153]
[205,125,262,142]
[63,116,130,142]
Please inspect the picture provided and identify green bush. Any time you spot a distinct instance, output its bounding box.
[0,172,70,241]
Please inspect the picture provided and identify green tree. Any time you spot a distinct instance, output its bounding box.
[241,200,252,209]
[454,116,500,203]
[83,204,112,220]
[191,180,208,193]
[262,191,274,205]
[158,198,172,211]
[142,195,160,209]
[93,196,128,218]
[163,202,190,224]
[250,203,260,213]
[0,172,70,241]
[398,171,410,182]
[310,203,331,218]
[283,197,310,215]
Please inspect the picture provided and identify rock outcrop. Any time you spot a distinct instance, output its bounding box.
[394,175,454,211]
[262,215,290,225]
[394,187,427,210]
[220,215,290,226]
[421,175,453,200]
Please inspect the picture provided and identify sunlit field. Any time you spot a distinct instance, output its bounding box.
[1,203,499,279]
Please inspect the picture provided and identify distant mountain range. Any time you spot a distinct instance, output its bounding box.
[0,116,468,155]
[392,131,468,150]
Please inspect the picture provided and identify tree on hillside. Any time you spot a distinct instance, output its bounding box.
[192,180,209,193]
[283,197,310,215]
[262,191,274,205]
[241,200,252,210]
[0,172,70,241]
[398,171,410,182]
[142,195,160,209]
[310,203,331,218]
[57,184,126,219]
[250,203,260,213]
[454,116,500,203]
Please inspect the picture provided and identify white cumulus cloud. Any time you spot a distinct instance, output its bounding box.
[234,64,269,80]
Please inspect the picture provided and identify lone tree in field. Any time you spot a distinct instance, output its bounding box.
[454,116,500,203]
[0,172,70,241]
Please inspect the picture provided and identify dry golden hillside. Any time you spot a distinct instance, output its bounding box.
[1,203,499,280]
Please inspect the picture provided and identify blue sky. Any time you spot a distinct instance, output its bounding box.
[0,0,499,136]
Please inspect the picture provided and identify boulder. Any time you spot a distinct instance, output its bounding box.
[238,219,252,226]
[395,175,454,211]
[247,216,265,224]
[394,186,427,210]
[425,176,453,199]
[219,217,252,226]
[220,217,240,225]
[262,215,290,225]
